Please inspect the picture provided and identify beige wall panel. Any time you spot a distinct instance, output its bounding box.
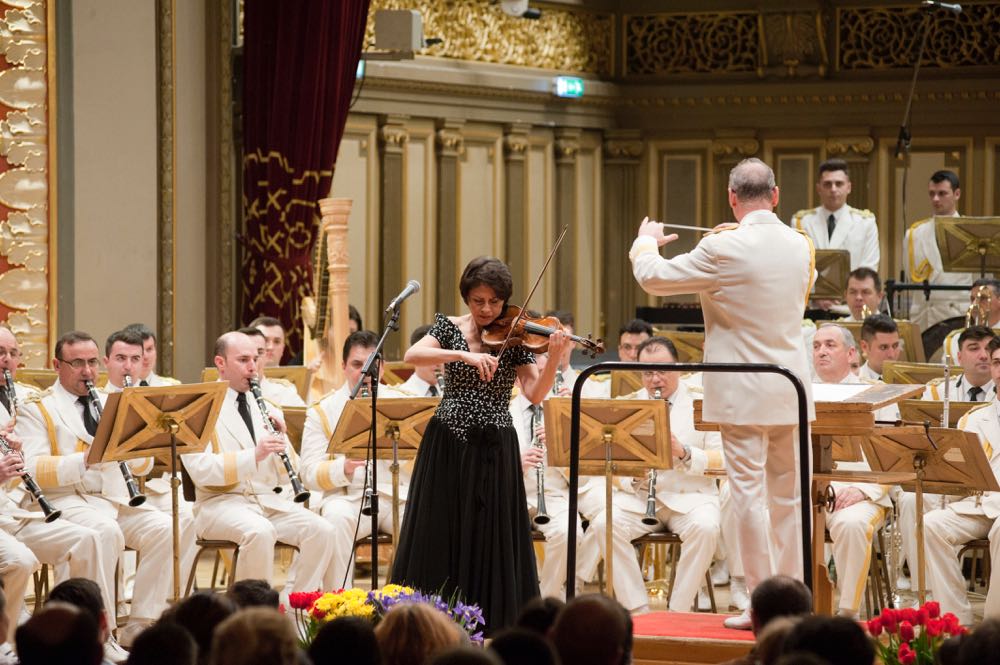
[573,137,601,336]
[987,139,1000,216]
[174,0,208,381]
[331,117,379,329]
[526,134,555,308]
[456,132,502,309]
[72,0,157,344]
[402,122,434,336]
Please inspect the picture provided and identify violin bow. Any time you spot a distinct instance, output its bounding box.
[494,225,570,362]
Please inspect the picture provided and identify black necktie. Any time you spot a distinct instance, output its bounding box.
[0,388,10,415]
[139,380,149,387]
[968,386,984,402]
[236,392,256,443]
[428,384,438,397]
[79,396,98,436]
[827,213,836,239]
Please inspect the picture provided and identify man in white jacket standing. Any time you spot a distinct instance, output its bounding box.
[630,158,815,629]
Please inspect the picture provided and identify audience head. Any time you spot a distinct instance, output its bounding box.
[551,594,631,665]
[47,577,110,643]
[860,315,901,375]
[515,596,565,636]
[774,654,830,665]
[126,621,197,665]
[342,330,381,392]
[227,579,279,609]
[728,158,779,215]
[16,602,103,665]
[209,607,298,665]
[618,319,653,362]
[749,575,813,635]
[636,336,680,399]
[929,170,961,216]
[375,603,465,665]
[812,324,858,384]
[956,326,997,387]
[844,268,883,321]
[53,330,101,396]
[250,315,286,368]
[816,158,851,213]
[429,648,502,665]
[167,591,237,665]
[781,615,873,665]
[756,616,803,665]
[308,615,380,665]
[489,628,559,665]
[958,617,1000,665]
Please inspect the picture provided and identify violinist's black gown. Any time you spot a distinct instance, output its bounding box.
[390,314,540,633]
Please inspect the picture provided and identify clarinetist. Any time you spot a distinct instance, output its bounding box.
[15,330,169,647]
[579,337,725,614]
[181,331,340,597]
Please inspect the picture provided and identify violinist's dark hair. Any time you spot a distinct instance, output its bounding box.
[459,257,513,304]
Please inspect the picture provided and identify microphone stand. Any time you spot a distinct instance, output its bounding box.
[350,306,401,589]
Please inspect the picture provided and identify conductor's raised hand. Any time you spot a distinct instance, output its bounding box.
[462,351,498,382]
[636,216,679,247]
[254,434,287,464]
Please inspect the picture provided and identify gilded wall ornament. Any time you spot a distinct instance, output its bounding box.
[624,12,759,76]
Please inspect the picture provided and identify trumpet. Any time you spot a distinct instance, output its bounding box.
[358,381,375,517]
[641,388,663,526]
[860,303,874,320]
[84,380,146,507]
[2,370,60,522]
[530,404,550,526]
[966,284,992,328]
[248,379,310,503]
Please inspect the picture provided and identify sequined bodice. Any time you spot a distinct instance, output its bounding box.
[429,313,534,442]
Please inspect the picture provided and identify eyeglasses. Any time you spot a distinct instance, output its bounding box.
[58,357,100,370]
[0,348,20,360]
[640,370,672,379]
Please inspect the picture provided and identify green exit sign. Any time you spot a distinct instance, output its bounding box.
[554,76,584,98]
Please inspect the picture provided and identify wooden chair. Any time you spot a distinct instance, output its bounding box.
[184,539,299,596]
[958,538,991,593]
[631,531,717,613]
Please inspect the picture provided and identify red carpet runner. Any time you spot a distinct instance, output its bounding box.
[633,612,756,642]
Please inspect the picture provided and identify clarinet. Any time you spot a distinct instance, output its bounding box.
[359,382,375,516]
[530,404,550,525]
[641,388,662,526]
[84,380,146,506]
[2,370,61,522]
[247,379,310,503]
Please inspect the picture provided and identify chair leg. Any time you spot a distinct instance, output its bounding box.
[703,571,717,613]
[185,547,206,597]
[229,548,241,590]
[665,543,680,607]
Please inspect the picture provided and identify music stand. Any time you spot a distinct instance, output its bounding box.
[330,397,438,575]
[654,330,705,363]
[86,382,227,601]
[545,397,671,599]
[200,367,309,402]
[936,216,1000,278]
[610,372,643,398]
[282,406,307,455]
[812,249,852,300]
[883,360,961,385]
[860,425,999,603]
[898,400,981,429]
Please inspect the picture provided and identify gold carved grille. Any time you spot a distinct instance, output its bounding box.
[624,12,760,76]
[839,5,1000,71]
[365,0,613,76]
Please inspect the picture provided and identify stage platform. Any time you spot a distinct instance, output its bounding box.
[633,612,754,665]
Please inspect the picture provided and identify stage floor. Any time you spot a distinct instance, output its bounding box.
[633,612,754,665]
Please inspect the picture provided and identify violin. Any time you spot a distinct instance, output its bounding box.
[482,305,605,358]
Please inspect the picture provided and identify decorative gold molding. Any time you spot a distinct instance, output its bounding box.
[555,130,581,163]
[365,0,613,75]
[380,120,410,151]
[826,136,875,157]
[218,0,235,337]
[435,124,464,157]
[603,137,644,160]
[503,130,529,159]
[711,138,760,158]
[156,0,176,377]
[624,12,759,77]
[0,0,51,367]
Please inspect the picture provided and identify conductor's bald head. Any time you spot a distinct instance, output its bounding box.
[728,158,779,218]
[16,602,103,665]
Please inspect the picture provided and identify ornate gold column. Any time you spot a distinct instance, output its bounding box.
[602,131,644,341]
[555,129,581,311]
[435,120,464,314]
[379,116,408,359]
[503,124,531,288]
[156,0,177,376]
[310,197,351,400]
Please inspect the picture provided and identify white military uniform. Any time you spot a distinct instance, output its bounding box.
[858,362,880,382]
[398,373,441,398]
[923,375,996,403]
[509,392,588,599]
[15,381,184,623]
[260,377,306,408]
[136,372,179,388]
[814,377,891,616]
[942,326,1000,365]
[181,387,337,592]
[905,213,972,330]
[581,385,723,612]
[0,381,113,642]
[793,205,879,271]
[299,382,407,588]
[923,400,1000,625]
[631,209,816,591]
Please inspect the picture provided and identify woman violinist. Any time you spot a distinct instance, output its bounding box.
[390,256,570,633]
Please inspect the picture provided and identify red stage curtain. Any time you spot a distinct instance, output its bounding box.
[240,0,370,361]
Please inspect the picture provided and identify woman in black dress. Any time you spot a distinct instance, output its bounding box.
[390,256,570,633]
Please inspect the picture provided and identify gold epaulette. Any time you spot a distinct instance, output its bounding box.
[15,381,39,394]
[859,377,880,385]
[22,387,52,404]
[791,209,812,230]
[621,390,641,399]
[393,386,418,397]
[587,374,611,383]
[925,376,946,387]
[908,217,933,232]
[852,207,876,219]
[161,376,181,385]
[683,383,704,396]
[705,222,739,235]
[958,401,992,428]
[511,385,521,398]
[268,377,295,388]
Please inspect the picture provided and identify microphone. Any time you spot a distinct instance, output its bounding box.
[922,0,962,12]
[385,280,421,312]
